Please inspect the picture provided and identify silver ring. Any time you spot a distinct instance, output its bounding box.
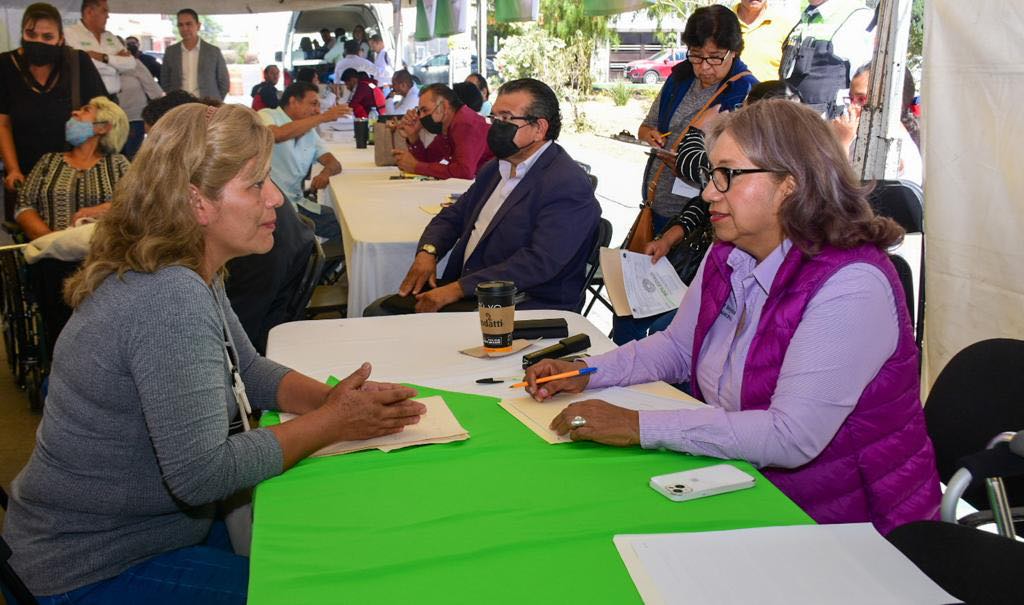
[570,415,587,429]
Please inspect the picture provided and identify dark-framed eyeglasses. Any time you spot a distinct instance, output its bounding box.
[686,50,732,66]
[487,113,538,124]
[700,166,787,193]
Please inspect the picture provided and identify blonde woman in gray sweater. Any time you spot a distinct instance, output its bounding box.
[2,103,425,604]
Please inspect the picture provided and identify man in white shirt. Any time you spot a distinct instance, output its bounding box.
[260,81,351,243]
[332,40,377,85]
[369,34,393,88]
[64,0,135,99]
[385,70,419,115]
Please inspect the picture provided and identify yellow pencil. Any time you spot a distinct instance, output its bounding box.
[657,131,672,139]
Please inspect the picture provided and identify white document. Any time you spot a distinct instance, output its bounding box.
[614,524,960,605]
[499,387,702,444]
[618,249,687,318]
[278,396,468,456]
[670,177,699,198]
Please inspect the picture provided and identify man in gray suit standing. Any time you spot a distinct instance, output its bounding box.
[160,9,229,100]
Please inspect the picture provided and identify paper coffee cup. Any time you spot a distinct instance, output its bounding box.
[476,281,516,353]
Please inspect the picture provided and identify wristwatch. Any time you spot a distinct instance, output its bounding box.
[419,243,437,257]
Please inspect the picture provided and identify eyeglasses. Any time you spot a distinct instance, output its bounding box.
[700,166,787,193]
[488,114,538,124]
[687,50,732,66]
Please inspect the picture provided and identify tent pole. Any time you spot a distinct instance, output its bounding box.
[854,0,913,181]
[477,0,487,79]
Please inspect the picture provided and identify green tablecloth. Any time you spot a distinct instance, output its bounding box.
[250,386,812,604]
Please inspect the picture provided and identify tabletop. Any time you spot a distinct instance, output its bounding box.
[250,312,813,604]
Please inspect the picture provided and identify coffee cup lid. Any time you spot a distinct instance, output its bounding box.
[476,280,516,297]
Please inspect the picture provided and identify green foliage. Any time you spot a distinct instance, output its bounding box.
[607,81,632,106]
[909,0,924,60]
[494,25,567,83]
[644,0,716,42]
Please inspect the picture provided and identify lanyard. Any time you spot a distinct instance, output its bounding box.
[213,283,253,432]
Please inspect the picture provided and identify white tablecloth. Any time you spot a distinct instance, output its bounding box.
[266,310,699,402]
[319,139,473,317]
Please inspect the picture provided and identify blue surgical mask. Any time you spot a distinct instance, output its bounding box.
[65,117,97,147]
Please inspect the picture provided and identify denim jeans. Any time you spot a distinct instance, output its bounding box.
[612,309,677,346]
[28,522,247,605]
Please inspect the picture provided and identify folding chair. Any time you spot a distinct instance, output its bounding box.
[285,226,326,322]
[579,218,613,315]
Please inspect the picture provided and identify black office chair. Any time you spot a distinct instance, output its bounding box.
[578,218,613,314]
[888,254,916,329]
[1,534,38,605]
[867,179,923,234]
[924,339,1024,524]
[587,173,598,192]
[886,520,1024,605]
[868,179,925,348]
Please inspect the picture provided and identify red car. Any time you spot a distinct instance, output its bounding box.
[624,48,687,84]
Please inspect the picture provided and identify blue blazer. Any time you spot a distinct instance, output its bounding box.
[418,143,601,311]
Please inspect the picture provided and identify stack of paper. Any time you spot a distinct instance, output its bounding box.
[614,524,959,604]
[279,396,469,457]
[599,248,687,318]
[499,387,702,444]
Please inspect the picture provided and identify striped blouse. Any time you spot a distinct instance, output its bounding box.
[16,152,129,231]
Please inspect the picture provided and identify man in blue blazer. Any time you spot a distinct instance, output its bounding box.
[366,78,601,314]
[160,9,229,100]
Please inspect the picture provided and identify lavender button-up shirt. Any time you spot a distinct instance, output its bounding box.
[588,240,899,469]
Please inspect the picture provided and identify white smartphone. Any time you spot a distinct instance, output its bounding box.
[649,464,756,502]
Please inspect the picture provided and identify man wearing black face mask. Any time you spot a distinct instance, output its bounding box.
[365,78,601,315]
[393,83,493,180]
[125,36,162,82]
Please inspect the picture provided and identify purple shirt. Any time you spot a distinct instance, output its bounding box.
[588,240,898,468]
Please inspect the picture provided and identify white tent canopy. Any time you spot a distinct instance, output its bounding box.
[0,0,393,14]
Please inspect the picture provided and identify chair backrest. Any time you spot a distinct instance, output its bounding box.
[578,218,613,312]
[575,161,592,174]
[867,179,924,233]
[888,254,915,328]
[1,535,38,605]
[587,173,599,192]
[924,338,1024,507]
[286,215,327,322]
[0,483,7,510]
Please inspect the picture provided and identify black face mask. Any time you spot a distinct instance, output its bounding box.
[487,119,528,159]
[22,40,61,66]
[420,112,444,135]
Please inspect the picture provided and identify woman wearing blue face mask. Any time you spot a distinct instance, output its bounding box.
[15,96,129,240]
[0,3,108,221]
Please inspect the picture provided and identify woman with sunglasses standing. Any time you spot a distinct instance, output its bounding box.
[526,100,941,536]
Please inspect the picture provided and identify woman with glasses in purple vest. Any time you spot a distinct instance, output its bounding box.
[525,99,940,535]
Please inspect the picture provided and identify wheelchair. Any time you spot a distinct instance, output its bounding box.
[0,237,48,410]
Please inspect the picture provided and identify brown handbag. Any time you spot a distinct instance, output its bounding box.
[623,71,751,253]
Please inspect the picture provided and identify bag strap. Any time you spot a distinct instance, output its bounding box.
[66,47,81,111]
[644,70,751,207]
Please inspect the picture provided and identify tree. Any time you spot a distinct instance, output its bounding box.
[537,0,615,92]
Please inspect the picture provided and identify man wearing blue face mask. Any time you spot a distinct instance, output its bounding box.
[365,78,601,315]
[392,83,493,180]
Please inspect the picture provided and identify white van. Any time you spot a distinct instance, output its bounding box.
[277,5,391,82]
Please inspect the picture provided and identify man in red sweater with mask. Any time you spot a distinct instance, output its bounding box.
[393,83,493,180]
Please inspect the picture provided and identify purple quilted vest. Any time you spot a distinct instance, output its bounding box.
[691,241,940,534]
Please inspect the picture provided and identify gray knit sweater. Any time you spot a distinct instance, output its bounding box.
[2,266,288,595]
